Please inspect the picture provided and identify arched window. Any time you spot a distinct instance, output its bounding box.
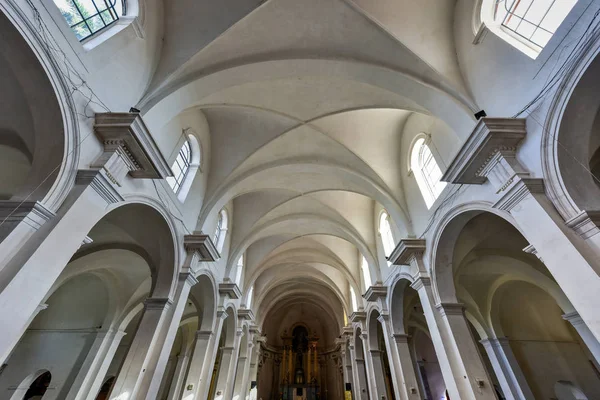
[166,139,192,194]
[481,0,577,57]
[410,137,446,208]
[235,254,244,285]
[350,286,358,312]
[53,0,125,41]
[379,212,395,265]
[247,286,254,309]
[23,371,52,400]
[213,209,228,252]
[361,256,372,289]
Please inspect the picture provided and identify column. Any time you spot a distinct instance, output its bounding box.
[361,333,386,400]
[215,328,243,400]
[65,329,126,400]
[109,297,174,400]
[167,351,191,400]
[281,345,287,383]
[349,343,368,400]
[392,334,424,400]
[234,341,254,400]
[0,171,122,365]
[563,311,600,368]
[313,345,318,383]
[480,337,535,400]
[183,312,227,400]
[307,345,312,383]
[412,277,496,400]
[442,118,600,342]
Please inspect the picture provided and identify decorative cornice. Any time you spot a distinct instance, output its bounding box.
[410,276,431,291]
[76,169,123,204]
[143,297,172,310]
[196,330,213,340]
[93,112,172,180]
[393,333,410,344]
[184,233,220,261]
[435,302,465,317]
[349,311,366,322]
[442,118,527,185]
[494,178,544,211]
[565,210,600,239]
[364,285,387,302]
[388,238,426,266]
[219,282,241,299]
[0,200,55,230]
[238,308,255,321]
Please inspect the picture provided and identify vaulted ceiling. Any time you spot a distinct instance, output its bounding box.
[140,0,477,341]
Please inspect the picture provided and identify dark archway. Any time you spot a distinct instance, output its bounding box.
[23,371,51,400]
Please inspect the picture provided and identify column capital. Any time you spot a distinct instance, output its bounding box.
[364,285,387,302]
[196,330,213,340]
[93,112,172,181]
[216,308,229,320]
[562,311,584,325]
[389,238,426,267]
[238,308,255,321]
[442,118,527,188]
[479,337,509,349]
[143,297,172,310]
[0,201,55,232]
[179,271,199,287]
[392,333,410,343]
[435,302,465,317]
[184,233,220,262]
[219,281,241,299]
[410,276,431,291]
[349,311,367,322]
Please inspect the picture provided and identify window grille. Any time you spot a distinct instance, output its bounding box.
[379,212,395,263]
[411,137,446,208]
[166,140,192,194]
[495,0,577,50]
[54,0,124,41]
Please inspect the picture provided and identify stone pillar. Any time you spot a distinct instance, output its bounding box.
[183,313,227,400]
[65,329,126,400]
[0,172,123,365]
[442,118,600,342]
[234,340,254,400]
[563,311,600,368]
[349,342,368,400]
[215,328,243,400]
[307,345,312,382]
[480,337,534,400]
[167,351,191,400]
[109,297,174,399]
[392,334,423,400]
[361,332,386,400]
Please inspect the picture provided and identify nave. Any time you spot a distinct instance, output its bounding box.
[1,0,600,399]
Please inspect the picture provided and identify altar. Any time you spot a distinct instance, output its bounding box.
[278,326,321,400]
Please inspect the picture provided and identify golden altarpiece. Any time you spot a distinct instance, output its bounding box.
[279,326,320,400]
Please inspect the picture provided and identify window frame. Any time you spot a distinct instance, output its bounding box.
[213,209,228,253]
[409,135,447,209]
[166,138,192,194]
[477,0,579,59]
[53,0,126,41]
[361,256,372,290]
[378,211,395,265]
[350,286,358,312]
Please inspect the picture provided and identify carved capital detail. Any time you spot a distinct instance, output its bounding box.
[92,113,172,185]
[364,285,387,302]
[389,238,426,266]
[442,118,527,192]
[184,233,220,261]
[219,282,241,299]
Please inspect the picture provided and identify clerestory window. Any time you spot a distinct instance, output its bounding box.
[166,139,192,194]
[53,0,125,41]
[379,212,395,265]
[350,286,358,312]
[484,0,578,57]
[214,209,228,253]
[361,256,372,289]
[410,137,446,209]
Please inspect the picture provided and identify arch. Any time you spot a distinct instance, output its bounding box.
[428,201,524,304]
[189,272,218,332]
[0,5,79,211]
[9,369,51,400]
[409,135,446,208]
[541,34,600,221]
[388,275,414,335]
[478,0,578,59]
[222,305,238,347]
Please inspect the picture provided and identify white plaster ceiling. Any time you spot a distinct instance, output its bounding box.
[139,0,481,339]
